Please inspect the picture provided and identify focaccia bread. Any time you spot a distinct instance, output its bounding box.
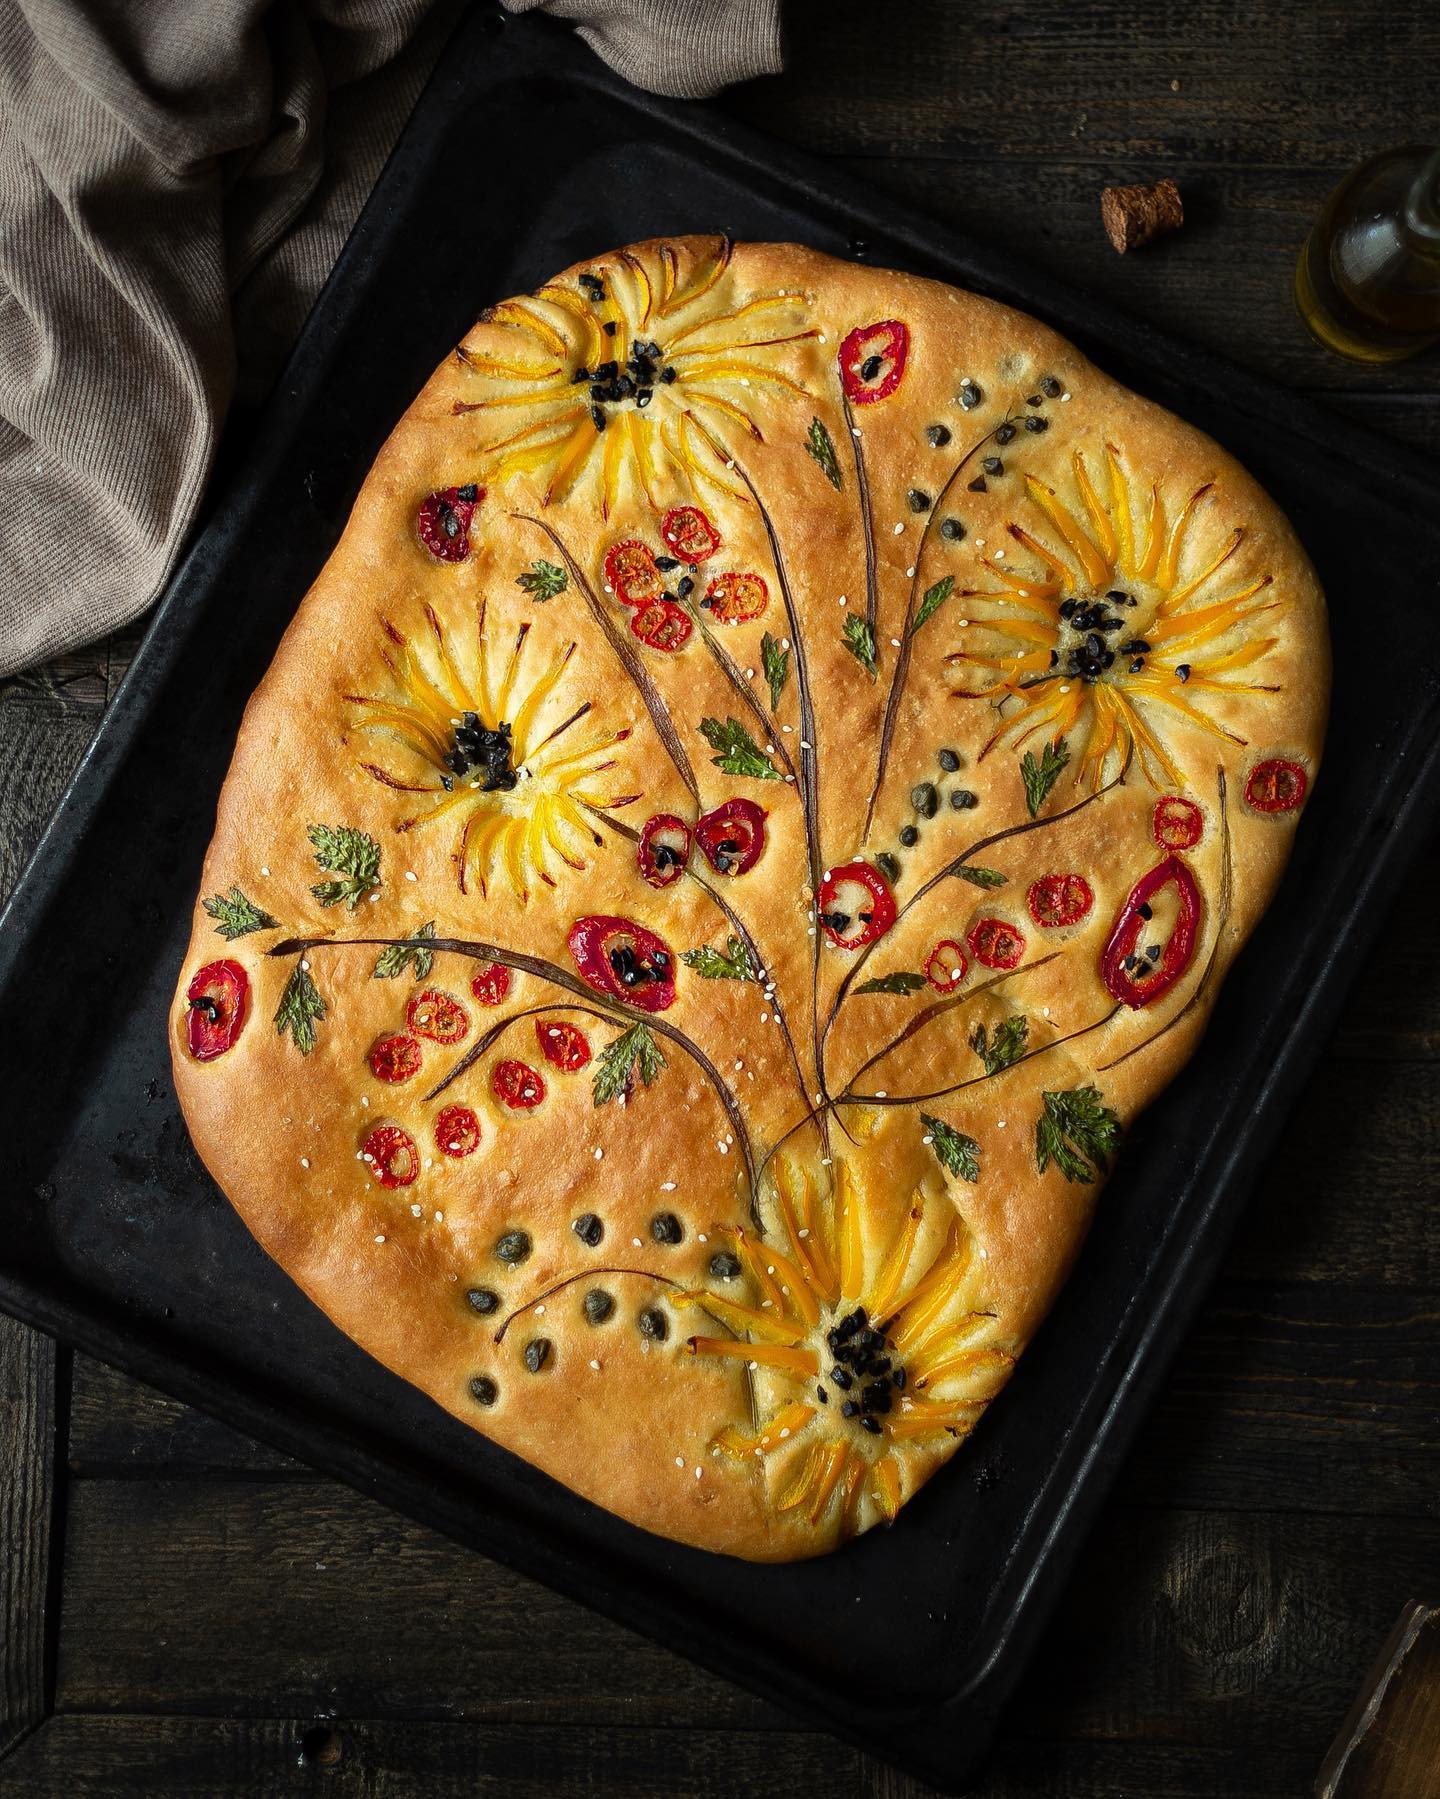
[171,238,1327,1561]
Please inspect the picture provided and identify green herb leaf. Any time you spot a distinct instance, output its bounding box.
[698,716,783,782]
[202,885,278,941]
[805,416,843,491]
[1020,736,1070,818]
[970,1014,1029,1076]
[680,936,757,982]
[372,922,437,981]
[921,1113,981,1183]
[515,558,567,602]
[954,865,1007,890]
[761,631,790,711]
[911,575,955,635]
[842,611,877,679]
[1035,1085,1122,1184]
[855,971,927,996]
[307,823,382,910]
[593,1023,667,1107]
[274,962,326,1056]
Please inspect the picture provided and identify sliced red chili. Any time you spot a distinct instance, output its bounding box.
[536,1018,592,1072]
[660,505,721,564]
[702,571,769,625]
[1245,758,1308,814]
[362,1123,420,1189]
[184,960,249,1062]
[470,963,512,1007]
[925,940,969,993]
[406,988,469,1045]
[818,861,897,950]
[493,1058,545,1109]
[630,599,693,652]
[839,320,909,405]
[1152,795,1204,850]
[1027,873,1094,929]
[603,539,664,607]
[1101,855,1201,1009]
[435,1104,482,1158]
[568,915,677,1012]
[695,798,767,877]
[967,917,1026,971]
[638,813,691,887]
[369,1033,422,1083]
[417,484,482,561]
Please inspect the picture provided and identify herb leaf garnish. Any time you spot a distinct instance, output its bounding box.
[761,631,790,711]
[842,612,877,678]
[1020,737,1070,818]
[805,417,843,491]
[516,558,567,602]
[1035,1085,1121,1183]
[922,1113,981,1182]
[911,575,956,635]
[970,1015,1029,1075]
[274,963,326,1055]
[681,937,757,982]
[308,823,381,910]
[593,1023,667,1107]
[699,716,783,782]
[855,971,927,996]
[955,865,1007,890]
[372,922,437,981]
[202,885,277,940]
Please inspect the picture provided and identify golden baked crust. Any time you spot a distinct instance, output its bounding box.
[171,239,1328,1561]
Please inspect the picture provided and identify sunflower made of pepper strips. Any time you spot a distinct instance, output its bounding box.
[947,445,1282,790]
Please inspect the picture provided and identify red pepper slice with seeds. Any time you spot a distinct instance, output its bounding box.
[1100,855,1201,1009]
[818,861,897,950]
[536,1019,592,1072]
[660,505,721,564]
[603,539,665,608]
[839,320,909,405]
[435,1104,482,1158]
[967,917,1026,971]
[1245,758,1308,814]
[406,988,469,1045]
[369,1033,422,1083]
[1026,873,1094,929]
[493,1058,545,1110]
[470,963,512,1007]
[695,798,767,877]
[637,813,691,887]
[184,960,249,1062]
[362,1123,420,1188]
[417,484,482,561]
[1152,795,1204,850]
[568,915,677,1012]
[702,571,769,625]
[925,940,969,993]
[630,599,693,653]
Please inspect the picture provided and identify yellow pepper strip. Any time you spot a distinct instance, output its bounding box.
[870,1456,902,1522]
[866,1205,924,1324]
[1157,481,1214,589]
[806,1442,850,1525]
[1073,451,1117,562]
[1105,445,1134,572]
[714,1401,816,1460]
[1007,523,1073,593]
[914,1348,1016,1395]
[837,1161,866,1304]
[672,1289,805,1348]
[886,1403,985,1442]
[776,1444,825,1512]
[1024,475,1111,590]
[1137,480,1167,581]
[685,1338,819,1378]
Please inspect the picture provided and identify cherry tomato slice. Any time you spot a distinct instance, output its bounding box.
[406,988,469,1045]
[1153,795,1204,850]
[1245,758,1308,814]
[185,959,249,1062]
[660,505,721,564]
[967,917,1026,971]
[838,320,909,405]
[536,1019,592,1072]
[1101,855,1201,1009]
[362,1123,420,1188]
[493,1058,545,1109]
[369,1033,422,1083]
[638,813,691,887]
[435,1104,481,1158]
[695,798,767,877]
[702,571,769,624]
[925,940,969,993]
[630,599,693,652]
[603,539,664,607]
[817,861,897,950]
[568,915,677,1012]
[417,484,482,561]
[1026,873,1094,929]
[470,963,513,1007]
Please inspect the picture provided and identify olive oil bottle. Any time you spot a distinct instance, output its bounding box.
[1295,145,1440,362]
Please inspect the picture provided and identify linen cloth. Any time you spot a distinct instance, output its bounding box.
[0,0,783,677]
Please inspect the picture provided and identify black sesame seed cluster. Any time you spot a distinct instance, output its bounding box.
[817,1306,905,1435]
[571,273,676,434]
[1053,590,1140,683]
[444,714,519,791]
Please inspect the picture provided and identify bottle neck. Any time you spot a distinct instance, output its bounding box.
[1404,146,1440,246]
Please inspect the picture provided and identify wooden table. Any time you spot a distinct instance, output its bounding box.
[2,4,1437,1792]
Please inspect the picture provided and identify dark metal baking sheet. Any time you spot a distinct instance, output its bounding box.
[3,8,1438,1788]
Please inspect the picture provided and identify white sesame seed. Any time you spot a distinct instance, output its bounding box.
[906,566,915,577]
[893,522,904,535]
[694,1466,703,1479]
[676,1455,685,1467]
[590,1358,600,1370]
[998,1120,1007,1129]
[781,637,790,649]
[718,1141,729,1154]
[369,891,381,902]
[976,538,986,547]
[1060,684,1071,694]
[361,1096,369,1107]
[851,427,861,438]
[260,866,270,877]
[958,619,970,628]
[300,1157,310,1169]
[876,1090,888,1098]
[890,637,901,648]
[374,1234,386,1244]
[661,1181,677,1191]
[405,870,417,882]
[995,549,1006,561]
[1061,391,1072,401]
[434,1209,443,1220]
[779,1427,791,1439]
[594,1147,603,1160]
[632,1237,642,1248]
[535,1304,544,1315]
[698,1232,708,1242]
[745,668,755,678]
[299,958,310,972]
[411,1204,422,1217]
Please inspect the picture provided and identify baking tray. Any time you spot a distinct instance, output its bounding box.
[3,7,1439,1788]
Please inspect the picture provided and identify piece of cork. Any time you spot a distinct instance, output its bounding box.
[1101,178,1185,253]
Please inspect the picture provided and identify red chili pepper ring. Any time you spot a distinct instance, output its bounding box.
[1100,855,1202,1010]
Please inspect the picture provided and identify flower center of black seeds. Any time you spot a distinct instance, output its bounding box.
[575,339,677,430]
[819,1305,906,1434]
[1052,591,1138,684]
[445,714,519,791]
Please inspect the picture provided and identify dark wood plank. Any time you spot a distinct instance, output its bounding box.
[0,1319,55,1758]
[68,1357,303,1478]
[1318,1600,1440,1798]
[868,1736,1316,1799]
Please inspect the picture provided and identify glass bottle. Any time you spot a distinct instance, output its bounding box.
[1295,145,1440,362]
